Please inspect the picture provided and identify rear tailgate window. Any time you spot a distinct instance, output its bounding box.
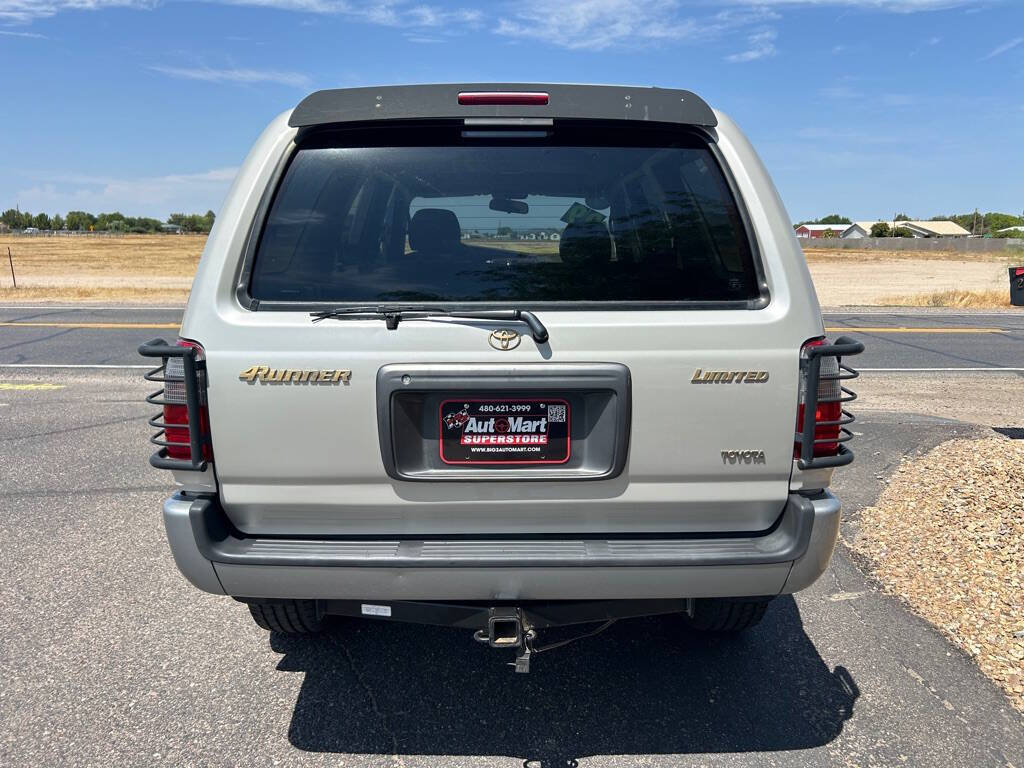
[249,123,760,305]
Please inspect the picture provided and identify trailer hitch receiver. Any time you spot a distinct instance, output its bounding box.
[487,607,524,648]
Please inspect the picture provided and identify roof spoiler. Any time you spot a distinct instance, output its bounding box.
[288,83,717,129]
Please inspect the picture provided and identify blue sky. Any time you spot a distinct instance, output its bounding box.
[1,0,1022,222]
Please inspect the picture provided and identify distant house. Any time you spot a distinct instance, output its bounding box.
[794,223,847,239]
[160,223,182,234]
[842,220,970,239]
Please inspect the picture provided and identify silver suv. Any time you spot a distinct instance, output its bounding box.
[141,84,862,671]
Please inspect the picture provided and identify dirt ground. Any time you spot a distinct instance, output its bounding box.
[807,257,1010,307]
[0,235,1016,306]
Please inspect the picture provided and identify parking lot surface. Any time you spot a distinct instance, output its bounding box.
[1,370,1021,766]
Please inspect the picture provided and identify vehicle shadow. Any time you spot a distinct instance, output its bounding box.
[272,596,857,764]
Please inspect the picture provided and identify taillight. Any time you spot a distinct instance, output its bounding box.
[163,342,211,462]
[458,91,549,106]
[794,335,860,462]
[140,337,212,469]
[163,340,212,462]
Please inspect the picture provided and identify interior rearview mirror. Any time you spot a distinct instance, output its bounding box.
[489,197,529,215]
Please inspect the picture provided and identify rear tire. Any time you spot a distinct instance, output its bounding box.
[682,596,773,633]
[245,599,323,634]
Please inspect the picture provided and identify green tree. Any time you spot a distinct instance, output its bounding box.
[3,209,33,229]
[894,213,911,222]
[52,214,65,230]
[981,212,1024,233]
[817,214,851,225]
[95,212,127,231]
[32,212,51,230]
[893,226,915,238]
[65,211,96,231]
[870,222,891,237]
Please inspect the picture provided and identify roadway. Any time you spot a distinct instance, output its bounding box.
[1,304,1022,369]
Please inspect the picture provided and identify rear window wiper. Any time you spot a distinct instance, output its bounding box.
[310,306,549,344]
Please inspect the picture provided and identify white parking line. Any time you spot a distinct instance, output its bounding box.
[0,305,184,311]
[860,367,1024,372]
[822,311,1021,317]
[0,364,150,369]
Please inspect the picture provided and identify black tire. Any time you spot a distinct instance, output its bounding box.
[682,596,773,633]
[245,599,323,634]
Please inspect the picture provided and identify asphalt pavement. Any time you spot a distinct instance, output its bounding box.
[1,304,1023,369]
[0,371,1021,766]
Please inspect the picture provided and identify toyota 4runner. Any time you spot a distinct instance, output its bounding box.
[141,84,863,672]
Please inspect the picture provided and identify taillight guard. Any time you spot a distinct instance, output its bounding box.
[139,338,211,471]
[796,335,864,470]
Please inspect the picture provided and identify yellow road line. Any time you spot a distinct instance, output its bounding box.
[0,321,179,329]
[0,382,66,391]
[824,326,1003,334]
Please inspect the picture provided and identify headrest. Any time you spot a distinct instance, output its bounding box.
[559,221,612,266]
[408,208,461,253]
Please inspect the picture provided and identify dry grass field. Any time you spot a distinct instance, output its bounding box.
[0,234,1015,307]
[0,234,203,303]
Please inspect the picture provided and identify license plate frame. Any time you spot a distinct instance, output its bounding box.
[438,398,570,466]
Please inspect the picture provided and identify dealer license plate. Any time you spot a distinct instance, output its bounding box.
[439,398,570,465]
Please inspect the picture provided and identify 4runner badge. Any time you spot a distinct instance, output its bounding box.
[488,329,521,351]
[238,366,351,384]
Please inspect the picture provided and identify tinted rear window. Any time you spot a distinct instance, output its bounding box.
[250,124,759,305]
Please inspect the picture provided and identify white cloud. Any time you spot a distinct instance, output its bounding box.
[404,33,444,44]
[725,0,986,10]
[11,167,239,218]
[726,28,777,62]
[494,0,694,51]
[0,0,154,24]
[983,36,1024,59]
[0,0,483,26]
[494,1,778,51]
[0,27,47,37]
[220,0,483,26]
[149,65,310,88]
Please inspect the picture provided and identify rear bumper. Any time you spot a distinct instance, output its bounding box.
[162,491,840,600]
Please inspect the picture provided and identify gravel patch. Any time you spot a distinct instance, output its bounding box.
[850,437,1024,712]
